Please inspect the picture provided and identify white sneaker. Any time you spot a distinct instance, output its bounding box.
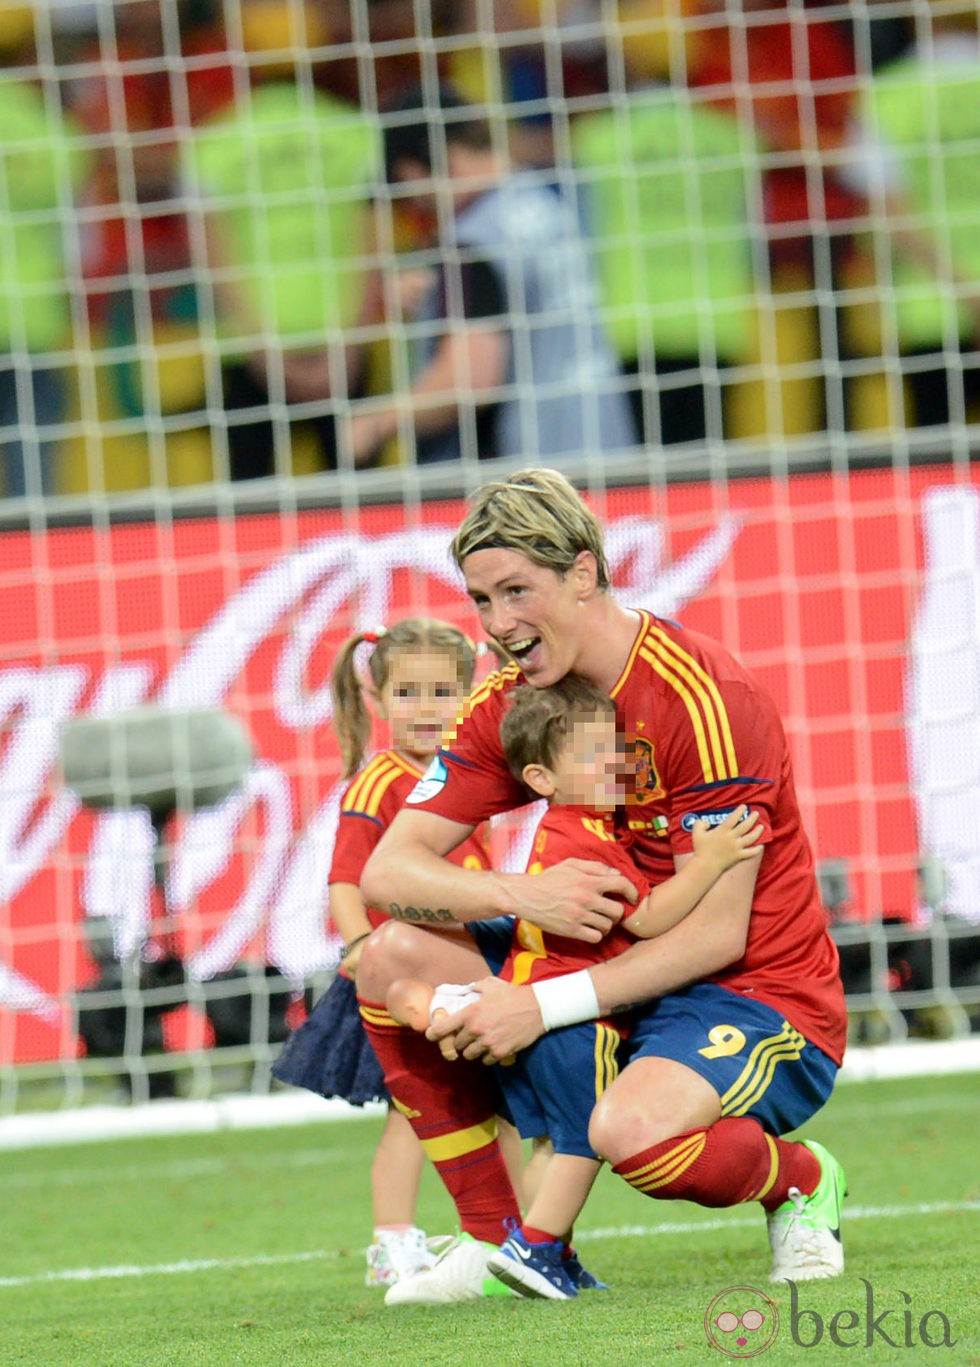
[767,1140,848,1283]
[384,1233,515,1305]
[365,1226,435,1288]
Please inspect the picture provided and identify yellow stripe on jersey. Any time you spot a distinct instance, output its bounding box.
[609,612,649,699]
[358,1002,400,1029]
[343,754,393,812]
[647,624,738,778]
[343,753,419,820]
[639,646,716,780]
[420,1117,499,1164]
[509,920,547,985]
[720,1023,807,1117]
[620,1130,707,1193]
[361,760,408,819]
[464,662,521,713]
[442,663,520,746]
[593,1023,621,1099]
[638,635,737,784]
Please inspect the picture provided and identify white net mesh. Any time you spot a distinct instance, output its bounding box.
[1,0,979,1109]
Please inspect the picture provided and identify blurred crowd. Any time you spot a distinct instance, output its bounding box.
[1,0,979,498]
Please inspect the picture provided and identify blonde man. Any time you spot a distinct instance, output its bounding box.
[358,468,848,1303]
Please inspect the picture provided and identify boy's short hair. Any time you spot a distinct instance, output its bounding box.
[501,677,616,782]
[452,468,611,590]
[381,81,492,183]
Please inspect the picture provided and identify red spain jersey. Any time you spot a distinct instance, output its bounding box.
[411,612,846,1064]
[330,749,491,928]
[501,805,652,986]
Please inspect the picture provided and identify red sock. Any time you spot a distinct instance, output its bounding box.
[522,1224,562,1245]
[359,996,520,1243]
[611,1117,822,1212]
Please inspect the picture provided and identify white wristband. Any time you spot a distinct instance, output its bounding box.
[531,970,601,1032]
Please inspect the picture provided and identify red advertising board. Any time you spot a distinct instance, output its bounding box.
[2,464,978,1064]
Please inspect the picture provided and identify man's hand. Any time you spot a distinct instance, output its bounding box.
[426,976,546,1062]
[505,859,636,941]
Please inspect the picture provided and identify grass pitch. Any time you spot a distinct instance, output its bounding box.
[3,1071,978,1367]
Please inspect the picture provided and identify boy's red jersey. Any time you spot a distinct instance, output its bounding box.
[500,805,651,986]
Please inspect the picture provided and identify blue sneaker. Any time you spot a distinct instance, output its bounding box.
[487,1228,578,1300]
[563,1247,609,1290]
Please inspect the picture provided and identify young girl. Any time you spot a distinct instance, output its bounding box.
[272,617,495,1288]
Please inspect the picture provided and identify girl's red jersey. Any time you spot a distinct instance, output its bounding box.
[330,749,491,928]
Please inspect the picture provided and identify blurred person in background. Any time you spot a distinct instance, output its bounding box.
[452,1,612,169]
[0,3,92,497]
[847,0,980,428]
[182,0,381,479]
[348,83,635,467]
[613,0,866,433]
[572,84,760,448]
[69,0,234,425]
[313,0,459,110]
[615,0,863,282]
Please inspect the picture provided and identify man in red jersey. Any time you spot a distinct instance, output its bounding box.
[360,467,848,1300]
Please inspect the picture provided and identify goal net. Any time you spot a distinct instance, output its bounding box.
[1,0,979,1113]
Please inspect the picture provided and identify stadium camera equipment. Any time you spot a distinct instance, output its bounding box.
[59,707,254,1095]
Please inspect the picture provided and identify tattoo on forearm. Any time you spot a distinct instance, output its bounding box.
[609,1001,642,1016]
[388,902,456,924]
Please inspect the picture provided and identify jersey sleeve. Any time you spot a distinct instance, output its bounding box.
[328,807,385,886]
[329,762,414,886]
[662,677,783,855]
[403,667,530,825]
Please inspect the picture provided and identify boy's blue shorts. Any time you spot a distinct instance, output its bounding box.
[466,919,623,1153]
[467,916,515,975]
[464,917,518,1128]
[496,1020,624,1158]
[624,982,839,1135]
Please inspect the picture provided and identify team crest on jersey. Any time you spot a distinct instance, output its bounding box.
[405,754,448,804]
[632,736,665,804]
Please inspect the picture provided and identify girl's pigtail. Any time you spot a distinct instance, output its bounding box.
[331,633,373,778]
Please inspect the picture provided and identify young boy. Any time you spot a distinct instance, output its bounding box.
[389,675,762,1299]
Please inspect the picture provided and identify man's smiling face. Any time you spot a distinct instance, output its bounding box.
[462,547,593,687]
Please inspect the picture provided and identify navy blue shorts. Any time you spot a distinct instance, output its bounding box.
[496,1021,624,1158]
[467,916,515,975]
[624,982,838,1135]
[461,916,518,1127]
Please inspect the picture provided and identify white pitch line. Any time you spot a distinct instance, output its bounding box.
[3,1145,349,1191]
[580,1198,980,1243]
[1,1199,976,1292]
[0,1249,333,1290]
